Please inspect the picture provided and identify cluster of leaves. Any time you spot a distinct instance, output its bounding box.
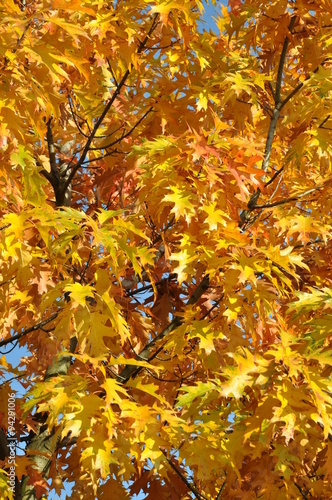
[0,0,332,498]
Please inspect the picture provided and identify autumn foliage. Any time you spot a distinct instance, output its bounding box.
[1,0,332,498]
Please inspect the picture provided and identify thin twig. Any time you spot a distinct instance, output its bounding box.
[89,107,153,151]
[280,59,330,112]
[319,115,331,129]
[60,14,159,198]
[267,169,284,203]
[264,166,284,187]
[275,16,297,104]
[106,57,119,89]
[0,277,14,287]
[81,148,126,165]
[215,478,226,500]
[67,94,90,138]
[161,449,207,500]
[117,276,210,383]
[0,312,60,348]
[242,17,297,222]
[254,184,323,209]
[144,368,180,383]
[0,373,27,388]
[262,16,296,171]
[294,482,309,500]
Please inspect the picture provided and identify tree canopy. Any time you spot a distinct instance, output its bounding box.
[1,0,332,498]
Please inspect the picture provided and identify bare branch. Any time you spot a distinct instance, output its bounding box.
[240,21,330,228]
[0,312,60,348]
[294,482,309,500]
[67,94,91,138]
[268,81,276,100]
[254,185,323,209]
[117,276,210,383]
[2,19,32,71]
[264,166,284,188]
[0,373,27,389]
[215,478,226,500]
[46,118,60,186]
[280,59,330,111]
[275,16,297,104]
[59,14,159,199]
[161,449,208,500]
[81,148,127,165]
[89,107,153,151]
[319,114,331,129]
[242,17,297,223]
[106,57,119,89]
[0,277,14,287]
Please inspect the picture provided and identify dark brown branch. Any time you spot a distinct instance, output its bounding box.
[67,95,90,138]
[15,20,32,49]
[275,16,297,104]
[59,14,159,199]
[117,276,210,383]
[126,283,153,296]
[319,114,331,129]
[294,482,309,500]
[242,17,297,222]
[81,148,125,165]
[268,81,276,100]
[240,19,329,228]
[46,118,60,187]
[200,295,224,321]
[93,122,125,142]
[254,185,323,209]
[0,312,60,348]
[89,107,153,151]
[0,373,27,389]
[260,16,296,173]
[264,166,284,187]
[279,59,330,111]
[161,449,207,500]
[215,478,226,500]
[106,57,119,88]
[126,273,177,297]
[292,238,325,250]
[2,19,32,71]
[0,277,14,287]
[144,368,180,383]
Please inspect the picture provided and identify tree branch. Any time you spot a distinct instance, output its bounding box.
[241,22,331,228]
[279,59,330,111]
[319,114,331,129]
[215,478,226,500]
[117,276,210,383]
[47,119,59,178]
[264,166,284,188]
[89,107,153,151]
[59,14,159,199]
[161,449,207,500]
[254,184,324,209]
[0,312,60,348]
[261,16,296,173]
[67,94,91,138]
[294,482,309,500]
[275,16,297,104]
[241,17,297,223]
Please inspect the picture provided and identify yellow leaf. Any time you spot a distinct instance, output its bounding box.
[64,283,95,307]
